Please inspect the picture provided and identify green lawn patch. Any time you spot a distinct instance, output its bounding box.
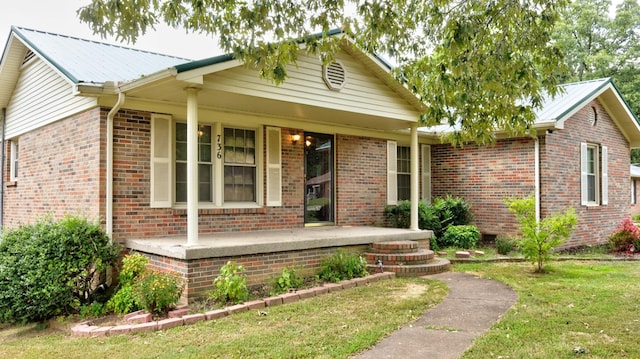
[456,261,640,358]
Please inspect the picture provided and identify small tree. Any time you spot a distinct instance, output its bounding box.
[505,195,577,272]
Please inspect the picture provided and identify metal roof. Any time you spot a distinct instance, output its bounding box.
[534,78,611,122]
[12,26,192,84]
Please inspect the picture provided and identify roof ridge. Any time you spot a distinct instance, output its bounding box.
[12,25,192,62]
[559,77,611,88]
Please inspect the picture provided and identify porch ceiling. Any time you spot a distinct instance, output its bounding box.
[122,78,419,131]
[125,226,432,260]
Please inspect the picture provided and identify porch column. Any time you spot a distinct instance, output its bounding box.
[186,87,200,246]
[410,123,419,231]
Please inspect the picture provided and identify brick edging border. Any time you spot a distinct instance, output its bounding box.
[71,272,396,338]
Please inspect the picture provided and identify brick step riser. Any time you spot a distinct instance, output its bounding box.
[371,242,418,251]
[367,248,420,254]
[364,252,435,263]
[367,261,451,277]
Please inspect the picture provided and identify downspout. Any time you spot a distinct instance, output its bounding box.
[0,108,5,230]
[106,91,125,239]
[535,137,541,224]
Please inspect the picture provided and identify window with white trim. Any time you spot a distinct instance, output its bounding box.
[10,140,18,182]
[150,114,276,208]
[580,142,608,206]
[632,179,637,205]
[397,146,411,201]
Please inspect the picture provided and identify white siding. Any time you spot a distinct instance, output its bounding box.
[204,51,418,121]
[5,58,96,138]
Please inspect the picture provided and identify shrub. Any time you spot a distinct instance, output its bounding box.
[107,253,150,315]
[632,213,640,222]
[608,217,640,253]
[0,215,119,323]
[270,267,304,296]
[131,270,184,315]
[318,250,368,283]
[495,235,516,255]
[385,196,472,238]
[439,225,480,248]
[505,195,577,273]
[210,261,249,304]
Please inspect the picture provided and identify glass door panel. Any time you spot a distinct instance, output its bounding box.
[304,132,334,224]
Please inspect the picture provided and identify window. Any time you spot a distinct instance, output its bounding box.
[386,141,431,205]
[150,114,273,208]
[175,123,212,202]
[223,127,256,202]
[580,142,608,206]
[10,140,18,182]
[632,179,637,205]
[397,146,411,201]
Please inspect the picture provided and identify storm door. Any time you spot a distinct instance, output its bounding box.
[304,132,334,224]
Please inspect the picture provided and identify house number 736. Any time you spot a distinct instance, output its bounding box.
[216,135,222,159]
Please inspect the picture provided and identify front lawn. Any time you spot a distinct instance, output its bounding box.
[458,261,640,358]
[0,277,447,359]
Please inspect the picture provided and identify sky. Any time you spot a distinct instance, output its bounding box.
[0,0,225,60]
[0,0,628,61]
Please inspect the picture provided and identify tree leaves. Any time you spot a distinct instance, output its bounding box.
[78,0,569,145]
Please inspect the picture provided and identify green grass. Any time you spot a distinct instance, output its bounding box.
[457,261,640,358]
[0,277,447,359]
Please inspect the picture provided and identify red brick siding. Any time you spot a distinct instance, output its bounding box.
[431,99,631,248]
[431,138,536,236]
[3,108,103,227]
[541,100,630,247]
[336,135,387,226]
[143,245,367,302]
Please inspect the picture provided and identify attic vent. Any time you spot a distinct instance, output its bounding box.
[22,50,35,65]
[323,61,346,91]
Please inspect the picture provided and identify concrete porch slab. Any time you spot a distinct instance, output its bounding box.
[125,226,432,260]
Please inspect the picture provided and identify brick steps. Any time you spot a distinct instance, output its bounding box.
[364,249,435,265]
[364,240,450,277]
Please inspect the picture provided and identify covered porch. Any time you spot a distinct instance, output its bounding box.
[126,226,433,301]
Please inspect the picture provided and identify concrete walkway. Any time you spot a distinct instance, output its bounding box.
[353,272,518,359]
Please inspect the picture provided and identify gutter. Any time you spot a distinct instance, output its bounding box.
[0,108,5,229]
[535,137,541,224]
[106,91,125,239]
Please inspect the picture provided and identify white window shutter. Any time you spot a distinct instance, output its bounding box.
[266,127,282,206]
[387,140,398,205]
[580,142,588,206]
[602,145,608,205]
[150,114,172,208]
[421,145,432,203]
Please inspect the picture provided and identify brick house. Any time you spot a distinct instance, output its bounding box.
[422,78,640,248]
[0,27,438,300]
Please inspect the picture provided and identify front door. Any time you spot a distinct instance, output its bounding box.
[304,132,334,224]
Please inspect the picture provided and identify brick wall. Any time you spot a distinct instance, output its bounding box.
[336,134,387,226]
[431,99,631,248]
[142,245,368,302]
[109,110,390,241]
[2,108,104,227]
[431,137,536,236]
[542,100,630,248]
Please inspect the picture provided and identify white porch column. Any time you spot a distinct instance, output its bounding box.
[186,88,200,246]
[410,123,419,231]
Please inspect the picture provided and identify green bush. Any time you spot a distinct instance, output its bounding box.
[0,215,119,323]
[131,270,184,315]
[270,267,304,296]
[210,261,249,304]
[318,250,368,283]
[506,194,577,273]
[385,196,473,250]
[495,235,516,255]
[439,225,480,248]
[106,253,150,315]
[632,213,640,222]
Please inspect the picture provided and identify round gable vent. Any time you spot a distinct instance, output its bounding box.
[323,61,346,91]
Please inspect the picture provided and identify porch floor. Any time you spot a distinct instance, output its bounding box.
[125,226,432,260]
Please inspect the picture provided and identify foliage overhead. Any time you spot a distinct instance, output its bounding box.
[78,0,567,145]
